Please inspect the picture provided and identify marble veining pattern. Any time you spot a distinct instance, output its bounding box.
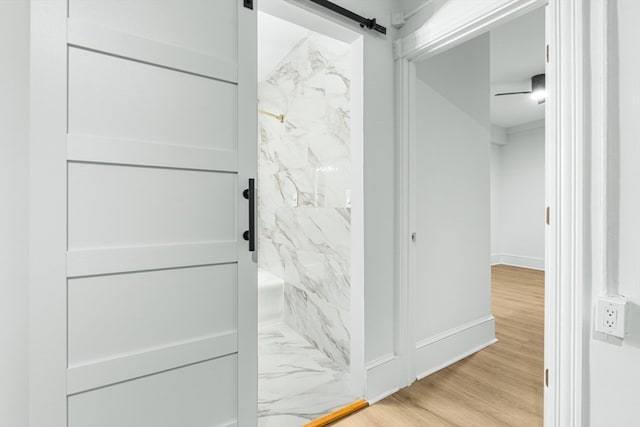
[258,32,352,369]
[258,323,357,427]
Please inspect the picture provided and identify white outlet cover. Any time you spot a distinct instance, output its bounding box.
[595,295,628,339]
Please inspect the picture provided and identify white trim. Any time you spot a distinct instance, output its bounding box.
[506,118,546,135]
[590,0,609,299]
[67,241,238,277]
[68,18,238,83]
[491,253,502,265]
[349,34,366,397]
[29,0,68,424]
[397,0,548,61]
[415,316,495,350]
[67,135,238,173]
[543,5,558,423]
[364,354,400,404]
[415,316,497,380]
[67,332,237,395]
[394,57,414,389]
[493,254,546,271]
[403,0,435,22]
[544,1,586,425]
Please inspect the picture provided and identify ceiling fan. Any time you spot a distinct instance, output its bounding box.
[494,74,546,104]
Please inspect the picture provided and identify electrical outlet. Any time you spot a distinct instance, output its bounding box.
[595,296,628,338]
[604,306,617,329]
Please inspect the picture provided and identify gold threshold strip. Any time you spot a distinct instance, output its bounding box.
[303,398,369,427]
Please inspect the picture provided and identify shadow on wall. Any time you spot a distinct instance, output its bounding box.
[622,303,640,348]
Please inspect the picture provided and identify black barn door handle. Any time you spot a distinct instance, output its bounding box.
[242,179,255,252]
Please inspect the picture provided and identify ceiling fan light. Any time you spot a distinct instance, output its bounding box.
[530,74,546,101]
[531,89,546,101]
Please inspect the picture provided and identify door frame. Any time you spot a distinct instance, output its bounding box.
[394,0,587,425]
[29,1,257,425]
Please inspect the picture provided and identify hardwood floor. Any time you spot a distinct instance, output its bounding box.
[333,265,544,427]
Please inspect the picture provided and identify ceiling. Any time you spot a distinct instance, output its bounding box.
[257,11,350,82]
[490,7,545,128]
[257,12,309,82]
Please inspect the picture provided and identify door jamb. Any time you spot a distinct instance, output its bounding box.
[394,0,587,425]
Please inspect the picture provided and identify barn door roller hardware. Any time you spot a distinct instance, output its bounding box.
[307,0,387,35]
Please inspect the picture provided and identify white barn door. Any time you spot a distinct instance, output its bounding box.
[30,1,257,426]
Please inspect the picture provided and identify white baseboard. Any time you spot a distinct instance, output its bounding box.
[414,315,497,380]
[491,253,501,265]
[492,253,544,271]
[365,353,400,404]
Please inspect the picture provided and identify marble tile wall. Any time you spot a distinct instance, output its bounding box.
[258,33,352,370]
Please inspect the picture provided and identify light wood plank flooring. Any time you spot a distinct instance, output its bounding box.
[334,265,544,426]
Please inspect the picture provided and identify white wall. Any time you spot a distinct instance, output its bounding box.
[491,124,545,270]
[0,1,30,425]
[349,0,397,370]
[590,1,640,425]
[414,34,494,378]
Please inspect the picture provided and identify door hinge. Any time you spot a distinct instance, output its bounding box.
[244,0,253,10]
[546,207,550,225]
[545,368,549,387]
[546,44,549,63]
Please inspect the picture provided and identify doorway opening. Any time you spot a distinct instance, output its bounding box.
[489,10,547,420]
[256,1,365,425]
[396,4,548,424]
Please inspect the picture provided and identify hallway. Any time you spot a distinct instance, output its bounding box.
[335,265,544,426]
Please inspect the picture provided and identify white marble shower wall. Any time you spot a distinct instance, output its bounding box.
[258,33,352,370]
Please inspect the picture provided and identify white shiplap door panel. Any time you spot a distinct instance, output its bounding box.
[67,163,236,249]
[68,264,238,366]
[68,0,237,65]
[68,47,237,151]
[67,18,238,82]
[66,241,238,277]
[67,332,237,395]
[67,135,238,172]
[68,356,238,427]
[30,1,257,425]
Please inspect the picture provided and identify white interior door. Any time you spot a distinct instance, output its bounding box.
[410,34,495,380]
[30,1,257,426]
